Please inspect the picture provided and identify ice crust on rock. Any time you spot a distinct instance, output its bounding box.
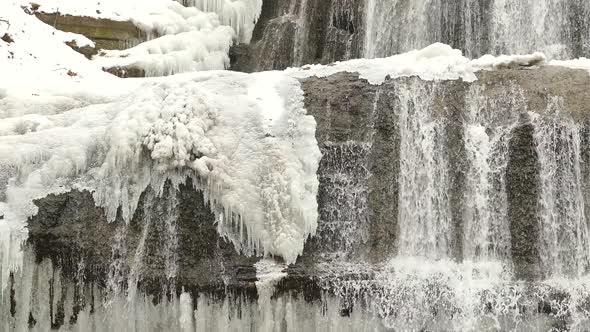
[0,70,320,268]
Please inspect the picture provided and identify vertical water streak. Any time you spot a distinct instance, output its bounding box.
[462,86,513,262]
[364,0,433,59]
[491,0,565,58]
[534,99,590,278]
[292,0,310,67]
[106,225,129,299]
[397,81,452,259]
[126,196,153,302]
[162,188,180,282]
[321,0,363,62]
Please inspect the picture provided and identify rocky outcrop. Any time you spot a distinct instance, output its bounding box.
[30,12,152,77]
[34,13,145,51]
[27,181,258,299]
[230,0,590,72]
[10,65,590,329]
[230,0,365,72]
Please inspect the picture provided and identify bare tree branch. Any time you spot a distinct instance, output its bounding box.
[0,18,10,30]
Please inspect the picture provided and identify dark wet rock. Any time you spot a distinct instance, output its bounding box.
[27,180,258,299]
[103,65,146,78]
[506,116,542,280]
[65,40,97,59]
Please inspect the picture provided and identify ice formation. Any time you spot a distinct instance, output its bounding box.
[1,1,569,277]
[0,70,320,267]
[5,0,590,329]
[94,28,235,76]
[3,0,582,275]
[0,0,321,274]
[177,0,263,43]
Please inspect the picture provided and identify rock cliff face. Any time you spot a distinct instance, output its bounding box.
[231,0,590,71]
[7,65,590,330]
[229,0,365,72]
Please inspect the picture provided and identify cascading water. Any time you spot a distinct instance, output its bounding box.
[533,100,590,279]
[396,82,452,259]
[3,68,590,330]
[307,75,590,330]
[364,0,590,59]
[462,84,514,263]
[489,0,590,59]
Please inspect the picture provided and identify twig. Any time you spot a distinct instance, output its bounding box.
[0,18,10,30]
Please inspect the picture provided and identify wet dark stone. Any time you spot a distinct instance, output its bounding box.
[27,179,257,300]
[506,116,542,281]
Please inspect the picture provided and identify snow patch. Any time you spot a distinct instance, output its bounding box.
[550,58,590,74]
[55,30,95,49]
[288,43,549,84]
[471,52,546,70]
[0,2,125,94]
[30,0,261,42]
[287,42,476,84]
